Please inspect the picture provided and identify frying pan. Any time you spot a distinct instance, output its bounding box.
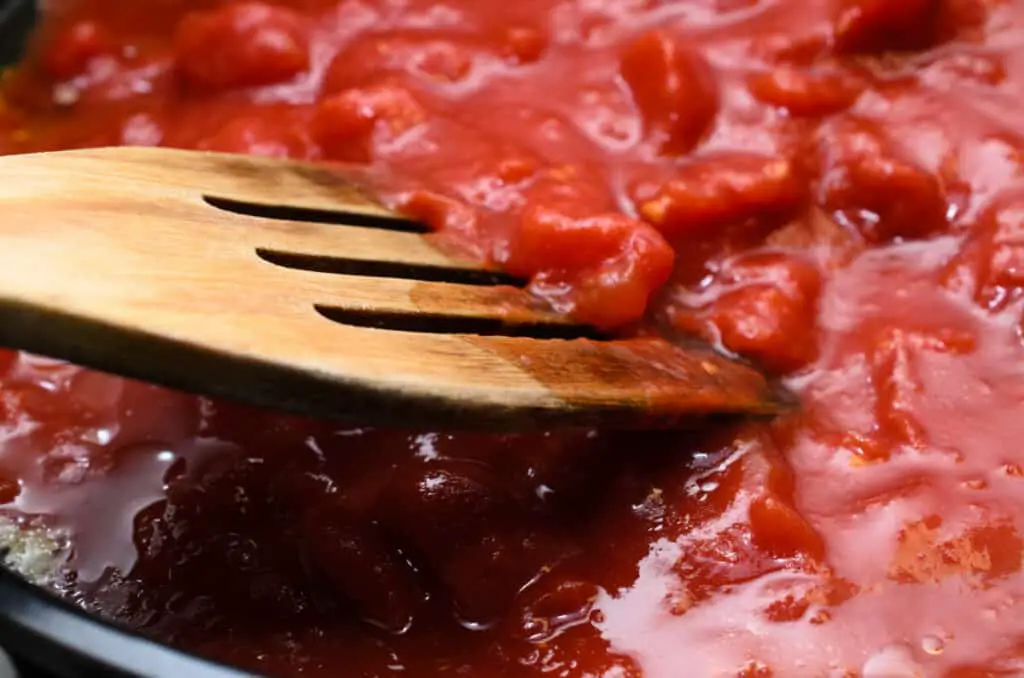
[0,2,264,676]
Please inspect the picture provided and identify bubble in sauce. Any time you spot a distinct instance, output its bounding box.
[861,644,923,678]
[921,634,946,656]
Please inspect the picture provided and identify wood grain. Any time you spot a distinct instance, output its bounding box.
[0,147,790,429]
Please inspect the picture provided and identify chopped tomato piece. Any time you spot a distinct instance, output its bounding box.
[199,112,315,159]
[620,30,719,156]
[671,253,821,372]
[174,2,310,91]
[749,493,824,560]
[635,153,804,237]
[747,66,864,117]
[815,116,948,242]
[832,0,941,54]
[509,206,674,328]
[503,26,547,64]
[313,84,426,162]
[321,36,481,95]
[40,20,116,80]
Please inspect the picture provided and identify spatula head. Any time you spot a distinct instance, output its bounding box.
[0,147,791,430]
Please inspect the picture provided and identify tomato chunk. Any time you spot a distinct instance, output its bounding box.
[199,112,315,159]
[635,153,804,237]
[942,188,1024,311]
[503,26,547,64]
[620,30,719,156]
[312,84,426,162]
[747,66,864,118]
[40,21,116,80]
[815,116,948,242]
[174,2,310,91]
[508,206,675,328]
[398,190,482,247]
[670,253,821,372]
[749,493,824,560]
[321,36,482,95]
[832,0,941,54]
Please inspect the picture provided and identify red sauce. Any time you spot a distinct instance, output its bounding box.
[1,1,1023,676]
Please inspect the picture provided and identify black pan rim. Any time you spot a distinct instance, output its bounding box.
[0,566,258,678]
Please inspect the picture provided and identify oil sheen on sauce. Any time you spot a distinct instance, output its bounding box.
[2,1,1024,677]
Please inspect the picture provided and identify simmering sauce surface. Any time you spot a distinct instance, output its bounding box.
[3,0,1024,676]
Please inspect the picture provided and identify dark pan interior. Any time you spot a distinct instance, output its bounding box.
[0,2,263,676]
[0,0,34,67]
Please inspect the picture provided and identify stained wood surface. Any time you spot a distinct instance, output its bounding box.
[0,147,790,429]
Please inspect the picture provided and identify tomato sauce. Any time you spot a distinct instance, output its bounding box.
[1,0,1023,676]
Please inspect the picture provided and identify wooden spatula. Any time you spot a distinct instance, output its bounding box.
[0,146,789,430]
